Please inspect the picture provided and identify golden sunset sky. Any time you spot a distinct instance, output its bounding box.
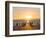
[13,7,40,20]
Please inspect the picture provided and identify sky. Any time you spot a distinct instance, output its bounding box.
[13,7,40,20]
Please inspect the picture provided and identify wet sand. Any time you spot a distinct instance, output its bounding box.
[13,25,40,31]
